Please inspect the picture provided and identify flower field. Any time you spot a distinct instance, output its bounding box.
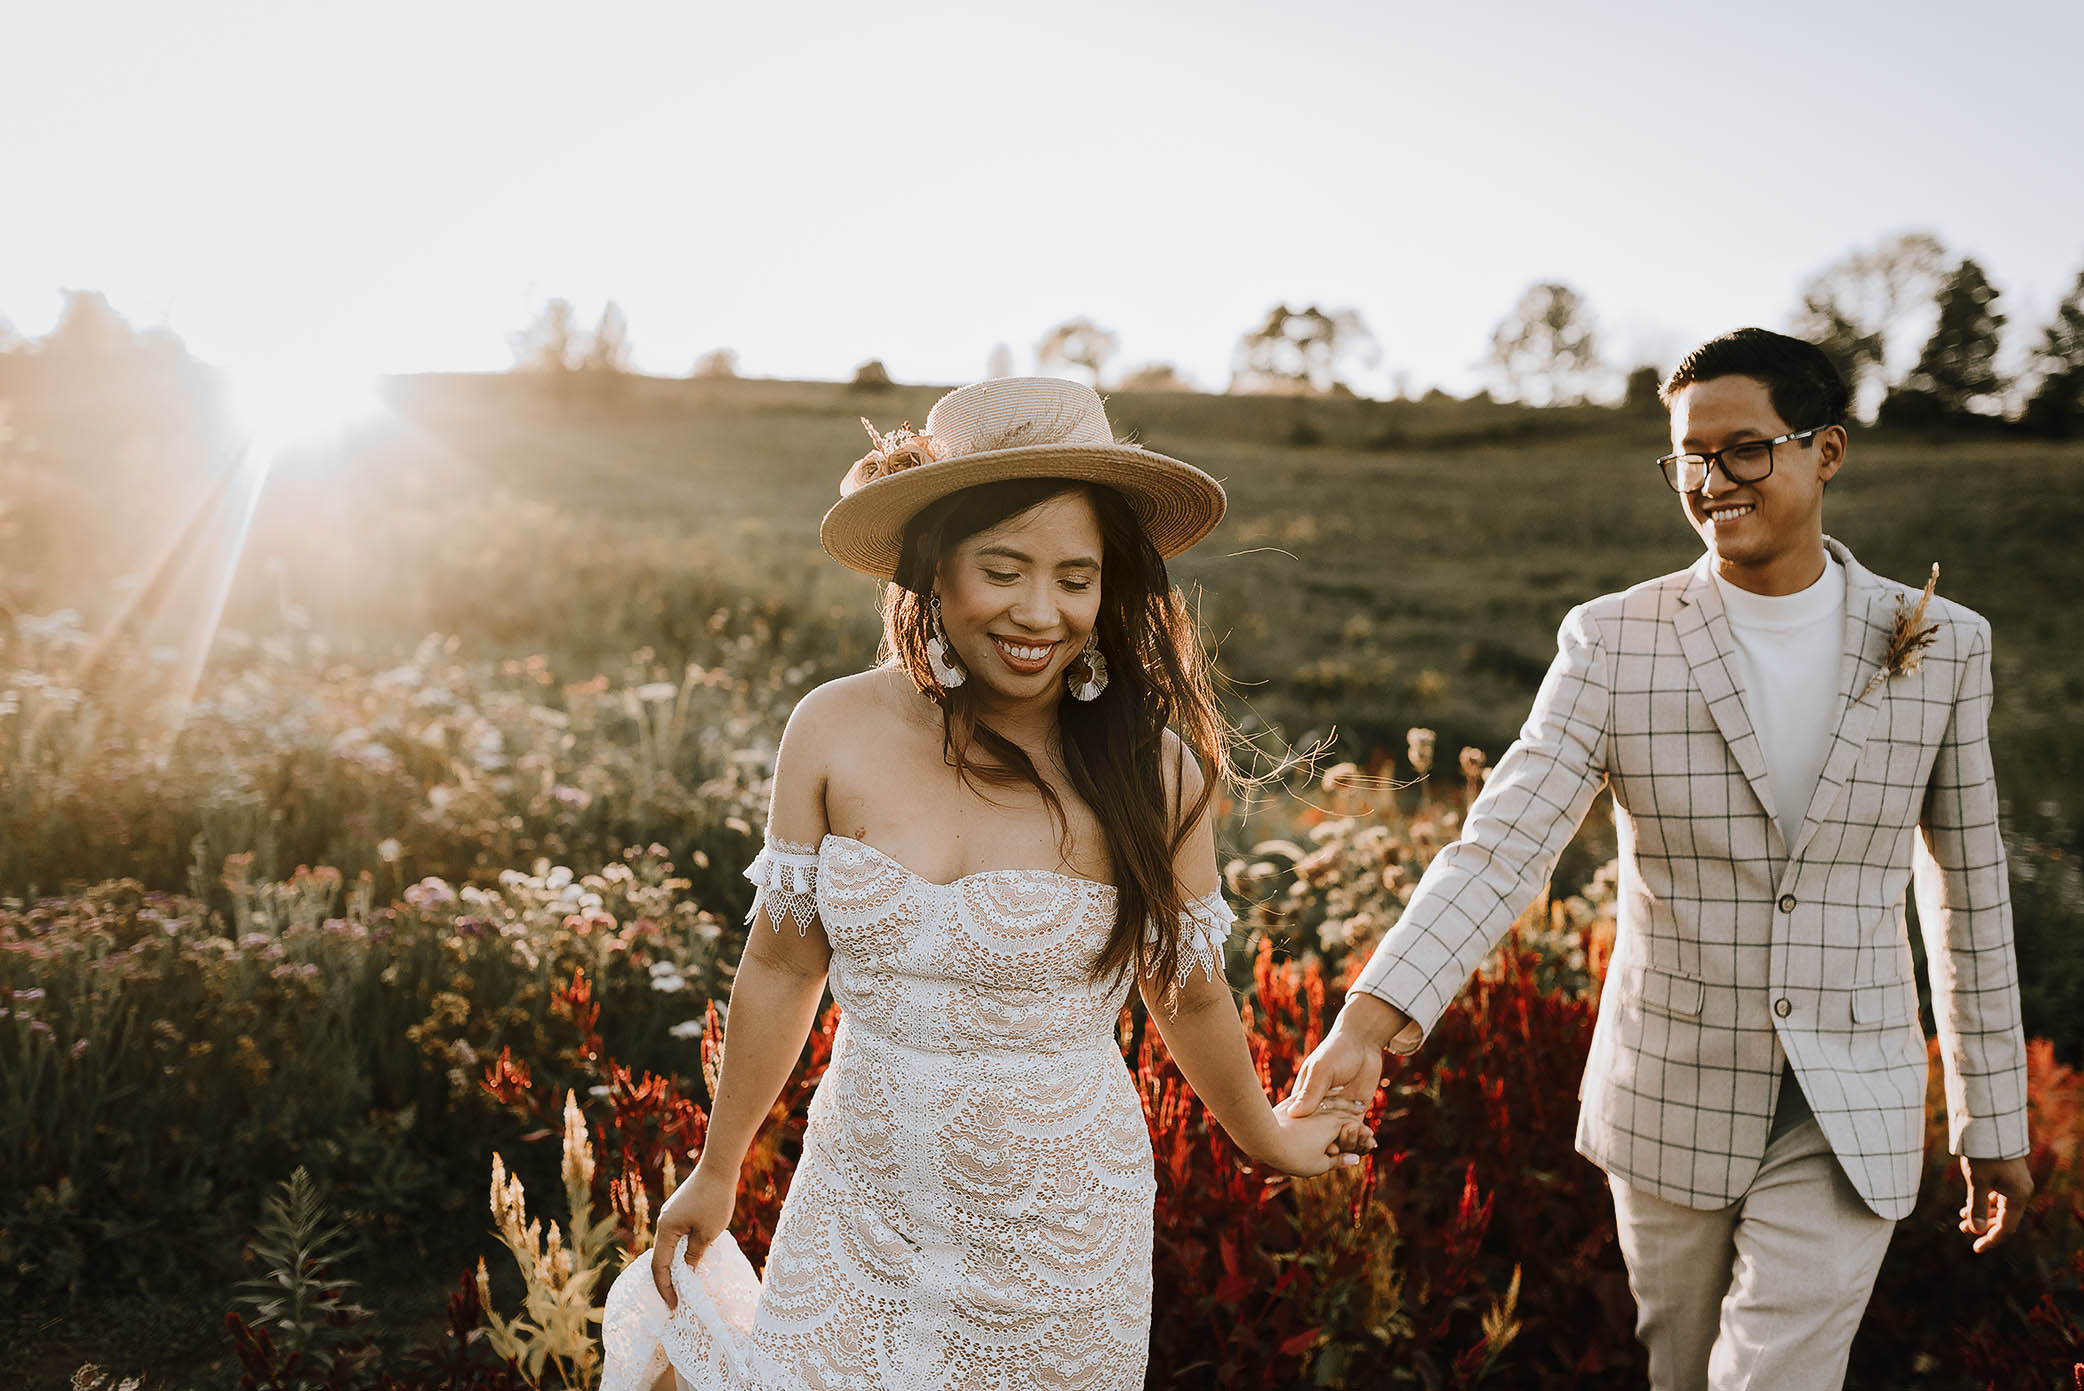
[5,376,2083,1387]
[4,622,2080,1389]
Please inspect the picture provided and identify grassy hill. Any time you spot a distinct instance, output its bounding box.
[11,368,2079,783]
[344,375,2084,788]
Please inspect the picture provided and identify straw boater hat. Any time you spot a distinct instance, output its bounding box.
[819,376,1227,582]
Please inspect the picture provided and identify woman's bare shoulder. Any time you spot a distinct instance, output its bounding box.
[1160,727,1208,805]
[784,666,921,748]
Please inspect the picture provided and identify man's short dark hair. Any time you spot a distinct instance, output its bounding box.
[1660,328,1850,430]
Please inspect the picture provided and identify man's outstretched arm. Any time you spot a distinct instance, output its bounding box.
[1914,616,2033,1251]
[1290,602,1612,1114]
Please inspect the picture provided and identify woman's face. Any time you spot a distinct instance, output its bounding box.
[935,489,1104,706]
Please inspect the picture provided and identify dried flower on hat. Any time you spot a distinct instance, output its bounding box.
[851,419,941,486]
[1860,563,1942,701]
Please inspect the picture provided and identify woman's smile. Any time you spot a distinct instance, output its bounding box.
[988,635,1060,674]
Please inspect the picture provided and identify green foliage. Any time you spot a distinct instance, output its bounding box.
[1223,748,1613,998]
[2035,268,2084,375]
[0,614,801,909]
[2022,268,2084,438]
[4,371,2084,1381]
[1231,304,1378,396]
[1889,257,2008,420]
[1791,231,1948,416]
[1621,363,1663,412]
[579,303,631,377]
[1036,317,1119,385]
[237,1167,374,1375]
[1486,282,1601,406]
[0,849,733,1301]
[509,300,582,375]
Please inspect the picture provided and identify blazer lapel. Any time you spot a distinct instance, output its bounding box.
[1784,538,1893,867]
[1673,559,1782,845]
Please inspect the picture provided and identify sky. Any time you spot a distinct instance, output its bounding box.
[3,0,2080,402]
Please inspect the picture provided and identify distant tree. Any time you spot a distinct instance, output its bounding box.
[1622,364,1663,412]
[1790,231,1946,416]
[510,298,582,373]
[38,289,137,367]
[1036,318,1119,384]
[985,343,1017,379]
[1115,361,1194,392]
[1486,282,1600,405]
[133,325,210,410]
[850,359,894,390]
[1230,304,1378,395]
[1885,258,2007,422]
[2022,268,2084,437]
[579,301,632,375]
[691,348,740,379]
[2034,268,2084,373]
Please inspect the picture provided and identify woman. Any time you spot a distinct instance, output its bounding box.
[602,377,1371,1390]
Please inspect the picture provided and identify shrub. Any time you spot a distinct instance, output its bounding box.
[225,1165,526,1390]
[465,927,2081,1388]
[0,849,732,1300]
[0,615,812,910]
[469,928,1633,1388]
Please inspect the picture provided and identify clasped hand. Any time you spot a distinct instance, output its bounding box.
[1263,1085,1377,1178]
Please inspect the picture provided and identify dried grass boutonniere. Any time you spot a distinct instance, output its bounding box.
[1859,563,1942,701]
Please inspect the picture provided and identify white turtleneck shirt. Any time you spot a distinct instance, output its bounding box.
[1711,555,1848,851]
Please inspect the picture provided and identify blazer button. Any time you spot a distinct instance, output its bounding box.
[1777,893,1798,913]
[1774,998,1792,1018]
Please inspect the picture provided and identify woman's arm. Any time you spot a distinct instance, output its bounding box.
[651,684,840,1305]
[1138,738,1368,1176]
[694,916,832,1174]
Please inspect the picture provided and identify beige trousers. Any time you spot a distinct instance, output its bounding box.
[1607,1101,1898,1391]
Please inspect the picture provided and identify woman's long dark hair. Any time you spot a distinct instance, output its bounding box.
[882,478,1233,994]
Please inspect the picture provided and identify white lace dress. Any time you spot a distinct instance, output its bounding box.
[601,832,1233,1391]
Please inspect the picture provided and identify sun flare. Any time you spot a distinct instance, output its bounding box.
[217,354,390,465]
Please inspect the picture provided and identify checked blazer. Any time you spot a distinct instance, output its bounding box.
[1352,537,2030,1220]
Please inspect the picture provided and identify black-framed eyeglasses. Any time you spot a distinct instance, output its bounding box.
[1656,426,1827,493]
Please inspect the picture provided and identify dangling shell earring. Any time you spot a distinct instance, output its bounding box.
[1066,637,1109,701]
[925,594,967,689]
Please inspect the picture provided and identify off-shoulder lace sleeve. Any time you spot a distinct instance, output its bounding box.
[1147,889,1235,988]
[743,835,821,934]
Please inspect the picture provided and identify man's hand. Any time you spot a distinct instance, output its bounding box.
[1958,1154,2034,1253]
[1287,992,1413,1118]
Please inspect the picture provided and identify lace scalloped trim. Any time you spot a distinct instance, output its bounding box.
[744,835,821,934]
[1145,889,1234,987]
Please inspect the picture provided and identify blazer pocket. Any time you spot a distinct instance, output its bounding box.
[1851,981,1917,1026]
[1632,964,1706,1019]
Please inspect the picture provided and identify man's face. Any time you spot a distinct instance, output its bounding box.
[1667,375,1843,583]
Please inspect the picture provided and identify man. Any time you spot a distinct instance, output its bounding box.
[1288,328,2033,1390]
